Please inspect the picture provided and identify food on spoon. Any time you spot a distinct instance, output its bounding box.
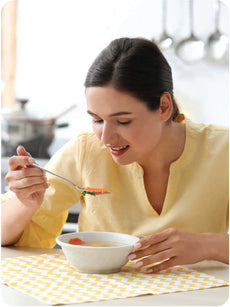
[85,187,108,193]
[82,187,108,196]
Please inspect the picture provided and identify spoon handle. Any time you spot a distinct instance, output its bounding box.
[31,163,83,191]
[215,0,221,32]
[31,163,110,195]
[189,0,194,36]
[162,0,167,33]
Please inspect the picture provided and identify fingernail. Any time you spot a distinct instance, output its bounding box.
[28,158,35,163]
[135,261,143,268]
[18,145,25,150]
[128,253,136,260]
[134,242,142,249]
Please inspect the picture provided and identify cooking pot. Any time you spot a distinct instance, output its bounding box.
[1,98,76,158]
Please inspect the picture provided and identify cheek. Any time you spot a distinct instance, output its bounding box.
[130,122,162,147]
[147,125,162,147]
[92,124,102,139]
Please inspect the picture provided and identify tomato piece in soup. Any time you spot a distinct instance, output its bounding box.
[68,238,84,245]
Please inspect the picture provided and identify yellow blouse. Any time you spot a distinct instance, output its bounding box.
[3,119,228,248]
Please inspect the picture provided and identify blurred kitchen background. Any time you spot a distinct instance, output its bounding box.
[1,0,229,233]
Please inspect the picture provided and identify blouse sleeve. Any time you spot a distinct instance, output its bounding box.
[15,132,87,248]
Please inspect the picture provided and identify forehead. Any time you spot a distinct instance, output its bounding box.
[85,86,148,114]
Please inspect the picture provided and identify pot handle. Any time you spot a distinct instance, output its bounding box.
[56,123,69,128]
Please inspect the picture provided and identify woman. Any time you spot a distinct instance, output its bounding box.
[1,38,229,273]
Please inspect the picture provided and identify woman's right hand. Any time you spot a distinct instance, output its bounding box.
[5,146,50,208]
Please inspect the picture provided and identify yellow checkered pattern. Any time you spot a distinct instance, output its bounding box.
[1,191,15,202]
[1,253,228,305]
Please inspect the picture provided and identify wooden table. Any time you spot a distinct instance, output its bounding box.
[1,246,229,306]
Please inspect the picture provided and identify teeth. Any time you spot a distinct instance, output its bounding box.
[111,145,128,151]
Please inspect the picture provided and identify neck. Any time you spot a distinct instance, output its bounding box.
[140,121,186,175]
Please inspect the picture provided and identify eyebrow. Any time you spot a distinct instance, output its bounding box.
[87,110,132,117]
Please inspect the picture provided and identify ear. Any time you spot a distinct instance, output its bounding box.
[159,92,173,122]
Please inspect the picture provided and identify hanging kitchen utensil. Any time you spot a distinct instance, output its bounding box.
[48,104,77,124]
[207,0,229,61]
[153,0,173,50]
[175,0,205,62]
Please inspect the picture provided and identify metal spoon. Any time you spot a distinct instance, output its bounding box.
[175,0,205,62]
[207,0,229,61]
[153,0,173,50]
[31,163,110,196]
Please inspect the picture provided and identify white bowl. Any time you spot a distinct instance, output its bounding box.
[56,231,139,274]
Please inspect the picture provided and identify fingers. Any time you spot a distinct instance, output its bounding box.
[128,229,194,273]
[128,229,179,271]
[6,167,49,195]
[5,151,49,200]
[8,146,34,171]
[8,155,35,171]
[16,145,31,157]
[135,248,174,269]
[133,228,174,252]
[8,175,48,190]
[129,237,171,261]
[129,239,174,269]
[9,182,49,199]
[147,257,177,274]
[5,167,45,182]
[5,146,49,207]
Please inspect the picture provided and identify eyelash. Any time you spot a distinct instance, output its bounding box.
[92,119,131,125]
[92,119,103,124]
[118,121,132,125]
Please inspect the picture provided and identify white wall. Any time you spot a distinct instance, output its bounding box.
[16,0,229,146]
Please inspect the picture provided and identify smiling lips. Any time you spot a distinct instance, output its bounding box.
[107,145,130,156]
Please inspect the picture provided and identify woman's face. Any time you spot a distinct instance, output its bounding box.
[86,86,164,166]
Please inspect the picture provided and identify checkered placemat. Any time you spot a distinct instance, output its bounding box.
[1,253,228,305]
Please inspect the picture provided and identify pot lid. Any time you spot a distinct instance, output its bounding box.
[2,98,54,122]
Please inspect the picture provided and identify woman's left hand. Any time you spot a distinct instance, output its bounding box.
[128,228,208,273]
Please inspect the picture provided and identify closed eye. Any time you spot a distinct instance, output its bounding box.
[92,119,103,124]
[118,120,132,125]
[92,119,132,125]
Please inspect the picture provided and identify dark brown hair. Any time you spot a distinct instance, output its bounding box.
[84,37,179,120]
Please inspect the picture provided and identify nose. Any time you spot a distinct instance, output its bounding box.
[100,122,118,145]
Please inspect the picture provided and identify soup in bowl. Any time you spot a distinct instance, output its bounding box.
[56,231,139,274]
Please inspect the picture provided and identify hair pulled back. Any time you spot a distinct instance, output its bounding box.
[84,37,179,121]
